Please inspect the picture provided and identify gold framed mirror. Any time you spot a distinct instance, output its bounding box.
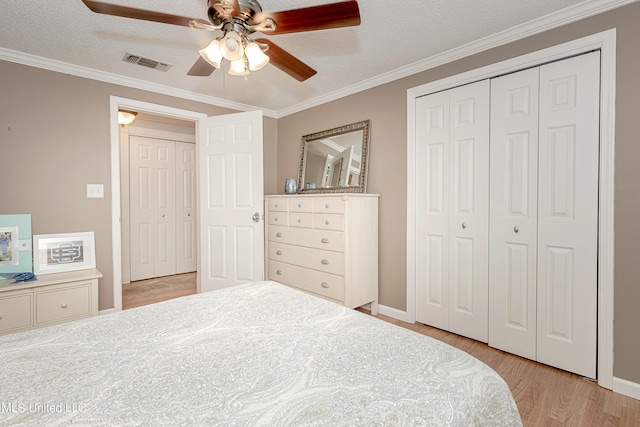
[297,120,371,194]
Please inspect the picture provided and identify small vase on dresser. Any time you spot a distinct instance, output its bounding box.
[265,194,379,314]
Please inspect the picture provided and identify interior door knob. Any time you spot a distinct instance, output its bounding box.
[252,212,260,223]
[514,226,519,233]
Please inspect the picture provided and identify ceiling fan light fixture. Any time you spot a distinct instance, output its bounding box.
[228,58,248,76]
[199,39,222,68]
[219,31,245,61]
[245,42,270,71]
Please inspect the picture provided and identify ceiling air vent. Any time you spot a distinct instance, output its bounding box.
[122,53,172,72]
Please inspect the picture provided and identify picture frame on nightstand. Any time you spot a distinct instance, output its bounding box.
[33,232,96,275]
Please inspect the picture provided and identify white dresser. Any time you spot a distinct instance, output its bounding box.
[265,194,379,314]
[0,269,101,335]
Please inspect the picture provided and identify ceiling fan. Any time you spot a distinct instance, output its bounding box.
[81,0,361,81]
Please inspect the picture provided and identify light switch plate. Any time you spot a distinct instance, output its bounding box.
[87,184,104,198]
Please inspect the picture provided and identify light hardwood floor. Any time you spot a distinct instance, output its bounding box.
[123,282,640,426]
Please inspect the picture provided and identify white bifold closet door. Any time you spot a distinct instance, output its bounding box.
[130,137,197,281]
[415,80,490,342]
[489,52,600,378]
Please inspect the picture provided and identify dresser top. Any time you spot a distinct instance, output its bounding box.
[266,194,379,198]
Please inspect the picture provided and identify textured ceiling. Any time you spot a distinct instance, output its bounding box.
[0,0,634,116]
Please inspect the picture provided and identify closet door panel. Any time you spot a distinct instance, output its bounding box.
[536,52,599,378]
[151,141,176,278]
[448,81,490,342]
[176,142,197,274]
[130,137,156,281]
[415,91,450,330]
[489,68,539,359]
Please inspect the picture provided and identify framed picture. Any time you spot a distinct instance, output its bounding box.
[0,214,32,275]
[34,232,96,275]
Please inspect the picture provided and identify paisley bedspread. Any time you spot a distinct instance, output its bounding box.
[0,281,522,426]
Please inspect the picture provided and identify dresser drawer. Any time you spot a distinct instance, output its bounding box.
[289,198,313,213]
[314,214,345,231]
[289,213,313,228]
[268,211,288,226]
[269,225,344,252]
[268,242,344,276]
[267,198,288,212]
[35,284,92,325]
[0,293,32,333]
[314,197,345,214]
[268,260,345,302]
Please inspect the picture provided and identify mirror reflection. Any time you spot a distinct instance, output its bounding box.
[298,120,370,194]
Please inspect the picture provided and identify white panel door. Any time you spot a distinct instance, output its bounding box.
[489,68,540,360]
[129,136,176,281]
[415,89,450,331]
[415,80,490,341]
[198,110,264,293]
[447,81,490,342]
[176,141,197,274]
[536,52,600,378]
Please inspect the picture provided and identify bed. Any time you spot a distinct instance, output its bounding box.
[0,281,522,426]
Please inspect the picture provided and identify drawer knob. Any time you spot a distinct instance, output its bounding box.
[321,238,329,244]
[275,204,279,208]
[325,204,330,209]
[274,217,278,222]
[298,203,302,208]
[321,259,329,265]
[321,282,329,288]
[276,250,283,255]
[276,232,283,237]
[325,220,330,225]
[297,219,301,223]
[61,303,68,309]
[276,270,283,276]
[0,314,3,320]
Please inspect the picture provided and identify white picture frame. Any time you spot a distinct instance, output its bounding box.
[33,232,96,275]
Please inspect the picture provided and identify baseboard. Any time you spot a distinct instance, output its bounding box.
[377,304,408,322]
[613,377,640,401]
[99,308,116,316]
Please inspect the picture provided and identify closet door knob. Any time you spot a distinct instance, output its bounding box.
[321,259,329,265]
[61,303,68,309]
[276,250,282,256]
[514,226,519,233]
[276,270,283,276]
[276,232,283,237]
[321,282,329,288]
[321,238,329,244]
[461,223,467,229]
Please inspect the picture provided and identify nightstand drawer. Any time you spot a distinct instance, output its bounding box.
[0,293,32,333]
[35,283,92,325]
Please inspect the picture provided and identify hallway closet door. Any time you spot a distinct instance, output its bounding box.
[415,80,490,342]
[489,52,600,378]
[175,141,197,274]
[130,136,177,281]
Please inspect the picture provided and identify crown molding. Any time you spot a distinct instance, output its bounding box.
[276,0,637,118]
[0,48,278,118]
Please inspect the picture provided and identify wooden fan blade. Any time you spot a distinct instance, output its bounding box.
[255,38,317,82]
[82,0,209,27]
[253,1,360,35]
[187,56,216,76]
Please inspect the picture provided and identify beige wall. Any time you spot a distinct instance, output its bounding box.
[0,60,278,311]
[276,3,640,383]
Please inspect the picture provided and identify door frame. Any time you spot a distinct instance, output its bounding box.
[406,29,616,389]
[109,96,207,312]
